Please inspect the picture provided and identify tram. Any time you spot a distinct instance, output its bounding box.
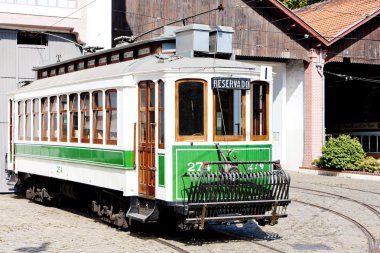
[7,33,290,229]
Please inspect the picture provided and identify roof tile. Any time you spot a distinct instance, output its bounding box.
[295,0,380,41]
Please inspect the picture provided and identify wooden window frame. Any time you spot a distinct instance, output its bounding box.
[213,89,246,141]
[25,100,32,141]
[69,94,79,143]
[33,99,40,141]
[80,92,90,143]
[60,95,68,142]
[41,97,48,141]
[92,90,104,144]
[158,80,164,149]
[50,96,58,142]
[18,101,24,140]
[251,81,269,141]
[175,79,208,142]
[105,89,117,145]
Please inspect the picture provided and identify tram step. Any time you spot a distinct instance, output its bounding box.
[127,212,150,222]
[126,196,159,223]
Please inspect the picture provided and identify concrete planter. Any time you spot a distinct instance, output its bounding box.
[299,166,380,181]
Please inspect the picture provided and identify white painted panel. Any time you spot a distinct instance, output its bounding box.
[16,156,138,196]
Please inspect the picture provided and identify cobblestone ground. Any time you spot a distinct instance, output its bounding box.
[0,171,379,253]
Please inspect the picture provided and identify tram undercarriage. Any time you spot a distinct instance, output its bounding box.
[18,158,290,231]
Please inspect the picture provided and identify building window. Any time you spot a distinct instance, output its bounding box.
[17,31,48,46]
[50,96,58,141]
[80,92,90,143]
[251,82,269,141]
[214,89,245,141]
[60,95,68,142]
[175,79,207,142]
[18,101,24,140]
[92,91,103,144]
[158,80,164,148]
[8,0,78,8]
[69,94,79,142]
[33,99,40,141]
[105,90,117,145]
[25,100,32,140]
[41,97,48,141]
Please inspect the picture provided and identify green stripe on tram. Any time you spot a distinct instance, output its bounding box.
[15,143,134,170]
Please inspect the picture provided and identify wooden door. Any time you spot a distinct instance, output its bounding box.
[138,81,156,197]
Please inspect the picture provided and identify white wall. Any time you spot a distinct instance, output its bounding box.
[238,59,304,171]
[285,60,304,170]
[271,63,286,165]
[0,0,87,43]
[86,0,112,49]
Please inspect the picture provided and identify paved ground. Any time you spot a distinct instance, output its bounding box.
[0,171,379,253]
[0,167,14,193]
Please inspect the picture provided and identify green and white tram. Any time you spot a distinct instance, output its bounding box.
[7,54,290,229]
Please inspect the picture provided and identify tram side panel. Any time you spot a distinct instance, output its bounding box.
[10,84,140,197]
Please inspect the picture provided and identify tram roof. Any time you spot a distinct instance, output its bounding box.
[12,55,261,95]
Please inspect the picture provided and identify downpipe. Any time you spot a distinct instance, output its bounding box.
[316,47,325,145]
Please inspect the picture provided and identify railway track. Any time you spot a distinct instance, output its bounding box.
[208,227,286,253]
[293,199,377,253]
[297,183,380,196]
[291,186,380,219]
[291,186,380,253]
[152,238,191,253]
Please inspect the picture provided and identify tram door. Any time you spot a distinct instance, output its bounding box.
[138,81,156,197]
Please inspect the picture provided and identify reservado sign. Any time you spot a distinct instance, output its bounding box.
[211,77,250,90]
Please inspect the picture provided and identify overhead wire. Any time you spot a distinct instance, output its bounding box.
[30,0,100,50]
[324,71,380,84]
[213,0,229,148]
[49,0,98,28]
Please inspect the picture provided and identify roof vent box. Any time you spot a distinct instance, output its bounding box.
[209,26,234,54]
[175,24,211,57]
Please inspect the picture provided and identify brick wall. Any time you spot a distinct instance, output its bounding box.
[303,49,325,167]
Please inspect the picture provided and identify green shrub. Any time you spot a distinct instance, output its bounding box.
[317,135,365,170]
[354,156,380,173]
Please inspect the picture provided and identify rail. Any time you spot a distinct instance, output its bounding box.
[328,132,380,154]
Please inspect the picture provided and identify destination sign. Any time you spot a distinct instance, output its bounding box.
[211,77,250,90]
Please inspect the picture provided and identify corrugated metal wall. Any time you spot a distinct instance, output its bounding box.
[18,45,47,80]
[47,33,82,64]
[0,29,82,178]
[0,30,17,78]
[0,30,17,187]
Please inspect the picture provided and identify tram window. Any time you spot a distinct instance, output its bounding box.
[175,80,207,141]
[33,99,40,141]
[80,92,90,143]
[60,95,68,142]
[41,98,48,141]
[251,82,269,141]
[50,96,58,141]
[214,89,245,141]
[25,100,32,141]
[158,80,165,148]
[18,101,24,140]
[93,91,104,144]
[106,90,117,145]
[69,94,79,142]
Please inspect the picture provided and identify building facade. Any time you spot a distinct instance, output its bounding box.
[120,0,328,171]
[0,0,115,191]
